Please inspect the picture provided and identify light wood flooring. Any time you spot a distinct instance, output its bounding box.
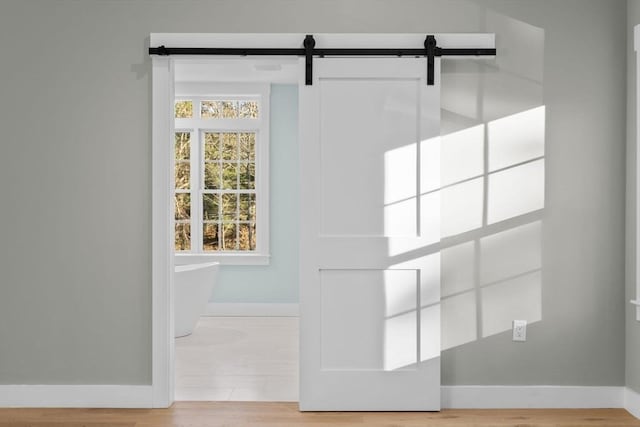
[175,316,298,401]
[0,404,639,426]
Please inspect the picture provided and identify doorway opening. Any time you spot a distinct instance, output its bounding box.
[171,58,300,402]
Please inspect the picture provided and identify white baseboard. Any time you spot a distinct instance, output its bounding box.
[0,385,153,408]
[442,386,624,409]
[0,384,633,413]
[626,387,640,419]
[204,302,299,317]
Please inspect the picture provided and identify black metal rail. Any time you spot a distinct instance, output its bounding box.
[148,35,496,86]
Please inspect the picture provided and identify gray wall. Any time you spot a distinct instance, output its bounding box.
[0,0,627,386]
[213,85,299,304]
[440,0,626,386]
[627,0,640,395]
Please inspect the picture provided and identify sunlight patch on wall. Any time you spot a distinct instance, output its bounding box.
[442,125,484,186]
[437,10,545,353]
[488,106,545,171]
[480,221,542,284]
[441,291,477,351]
[487,159,545,224]
[441,242,475,297]
[441,178,484,238]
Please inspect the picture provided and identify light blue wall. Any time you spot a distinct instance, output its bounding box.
[211,84,299,303]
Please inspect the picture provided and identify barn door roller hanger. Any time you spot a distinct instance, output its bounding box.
[149,34,496,86]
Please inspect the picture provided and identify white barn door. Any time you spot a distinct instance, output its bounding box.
[299,57,442,411]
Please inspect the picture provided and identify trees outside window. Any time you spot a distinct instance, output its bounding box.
[173,85,269,262]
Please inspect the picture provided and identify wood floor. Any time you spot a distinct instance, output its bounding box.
[0,403,639,427]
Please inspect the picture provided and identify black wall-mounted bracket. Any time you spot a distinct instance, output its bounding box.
[149,35,496,86]
[304,35,316,85]
[425,35,438,86]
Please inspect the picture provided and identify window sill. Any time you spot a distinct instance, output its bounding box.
[175,253,270,266]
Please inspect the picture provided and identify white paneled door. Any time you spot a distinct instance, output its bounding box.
[299,57,442,411]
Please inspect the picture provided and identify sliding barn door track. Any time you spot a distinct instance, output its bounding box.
[148,34,496,86]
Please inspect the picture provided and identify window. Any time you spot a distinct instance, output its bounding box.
[173,84,270,264]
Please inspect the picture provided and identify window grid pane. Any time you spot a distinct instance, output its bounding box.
[222,133,238,160]
[204,162,221,190]
[201,100,259,119]
[222,162,238,190]
[174,100,193,118]
[201,101,222,119]
[175,222,191,251]
[203,193,219,221]
[174,193,191,220]
[200,128,258,253]
[202,194,256,252]
[175,132,190,160]
[175,161,190,190]
[239,132,255,160]
[239,101,259,119]
[204,132,220,160]
[221,101,238,119]
[221,222,238,250]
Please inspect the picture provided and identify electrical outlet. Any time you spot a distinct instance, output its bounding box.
[513,320,527,342]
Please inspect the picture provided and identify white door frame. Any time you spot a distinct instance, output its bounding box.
[150,33,495,408]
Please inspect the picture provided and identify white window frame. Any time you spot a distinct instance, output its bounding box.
[174,83,270,266]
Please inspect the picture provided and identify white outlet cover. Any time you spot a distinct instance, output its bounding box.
[513,320,527,342]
